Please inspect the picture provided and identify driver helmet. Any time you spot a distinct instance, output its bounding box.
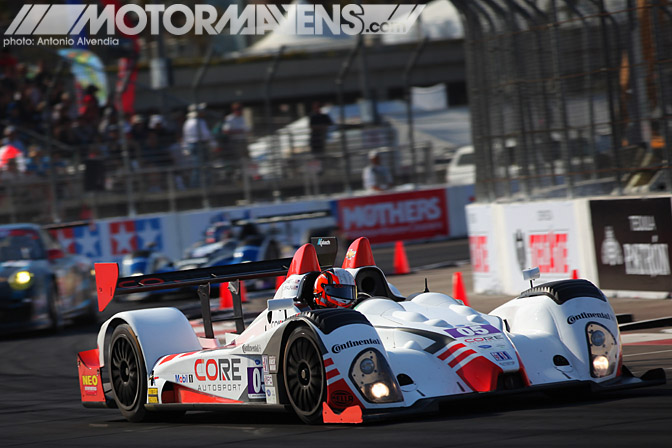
[205,221,233,243]
[313,268,357,309]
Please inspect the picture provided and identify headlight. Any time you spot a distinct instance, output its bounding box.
[349,349,403,403]
[9,270,34,290]
[586,323,618,378]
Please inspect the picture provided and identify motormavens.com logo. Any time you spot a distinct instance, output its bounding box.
[4,3,425,47]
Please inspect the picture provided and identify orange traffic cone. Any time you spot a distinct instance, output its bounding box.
[571,269,579,279]
[452,271,470,307]
[394,241,410,275]
[219,282,233,310]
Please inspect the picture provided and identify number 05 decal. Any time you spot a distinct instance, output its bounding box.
[247,367,265,399]
[445,325,500,339]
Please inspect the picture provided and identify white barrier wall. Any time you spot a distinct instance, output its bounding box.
[467,196,672,298]
[50,186,474,265]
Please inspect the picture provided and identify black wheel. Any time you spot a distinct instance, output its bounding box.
[108,324,148,422]
[47,284,64,331]
[283,326,326,424]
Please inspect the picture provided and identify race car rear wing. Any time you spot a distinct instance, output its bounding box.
[95,257,293,338]
[94,236,338,338]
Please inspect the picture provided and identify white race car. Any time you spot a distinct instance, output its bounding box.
[78,237,664,424]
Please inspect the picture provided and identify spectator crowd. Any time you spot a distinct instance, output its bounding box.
[0,48,251,193]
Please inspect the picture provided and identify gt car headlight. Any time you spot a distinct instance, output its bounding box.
[349,349,403,403]
[586,323,618,378]
[9,270,34,290]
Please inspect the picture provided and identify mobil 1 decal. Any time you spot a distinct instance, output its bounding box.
[590,198,672,291]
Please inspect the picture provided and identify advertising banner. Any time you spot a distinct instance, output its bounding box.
[501,201,579,292]
[590,197,672,291]
[336,189,449,244]
[466,204,498,293]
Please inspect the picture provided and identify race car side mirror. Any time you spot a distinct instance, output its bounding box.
[523,267,540,288]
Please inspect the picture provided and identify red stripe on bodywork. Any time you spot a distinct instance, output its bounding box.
[326,369,340,380]
[179,351,198,358]
[324,358,334,367]
[448,349,477,368]
[456,356,503,392]
[172,384,243,404]
[438,343,466,361]
[159,354,180,365]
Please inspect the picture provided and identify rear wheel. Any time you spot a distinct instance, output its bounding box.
[283,326,326,424]
[108,324,148,422]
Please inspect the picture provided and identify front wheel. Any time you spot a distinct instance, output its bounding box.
[108,324,148,422]
[283,326,326,424]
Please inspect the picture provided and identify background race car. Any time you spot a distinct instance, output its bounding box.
[1,223,96,333]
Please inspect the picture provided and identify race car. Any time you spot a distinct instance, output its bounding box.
[1,223,97,333]
[77,237,664,424]
[119,245,176,301]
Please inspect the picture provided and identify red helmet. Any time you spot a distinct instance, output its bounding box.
[313,268,357,309]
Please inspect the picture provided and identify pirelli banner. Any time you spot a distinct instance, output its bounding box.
[590,197,672,291]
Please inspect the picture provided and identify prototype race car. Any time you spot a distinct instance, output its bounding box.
[78,237,665,424]
[1,223,97,333]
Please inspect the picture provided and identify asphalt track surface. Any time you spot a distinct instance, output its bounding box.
[2,239,671,447]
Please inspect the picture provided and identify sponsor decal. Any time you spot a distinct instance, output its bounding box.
[266,386,277,404]
[148,387,159,403]
[345,248,357,260]
[445,325,500,339]
[528,231,569,274]
[247,367,265,400]
[331,338,381,354]
[262,355,269,374]
[81,375,99,395]
[194,358,242,381]
[264,375,274,387]
[174,374,193,384]
[567,312,613,325]
[591,198,672,291]
[242,344,262,354]
[470,235,489,273]
[478,345,492,349]
[490,351,512,362]
[330,390,355,408]
[463,335,505,344]
[269,356,277,373]
[317,238,331,247]
[337,189,449,244]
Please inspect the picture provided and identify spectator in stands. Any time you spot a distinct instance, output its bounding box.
[25,145,49,178]
[309,101,333,156]
[3,125,25,154]
[362,150,393,192]
[182,103,214,187]
[222,102,250,160]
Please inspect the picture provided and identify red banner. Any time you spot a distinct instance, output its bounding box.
[337,189,449,244]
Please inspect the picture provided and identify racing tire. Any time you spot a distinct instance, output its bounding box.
[108,324,149,422]
[283,326,326,424]
[47,283,64,332]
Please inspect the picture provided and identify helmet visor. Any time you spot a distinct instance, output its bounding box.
[322,284,357,302]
